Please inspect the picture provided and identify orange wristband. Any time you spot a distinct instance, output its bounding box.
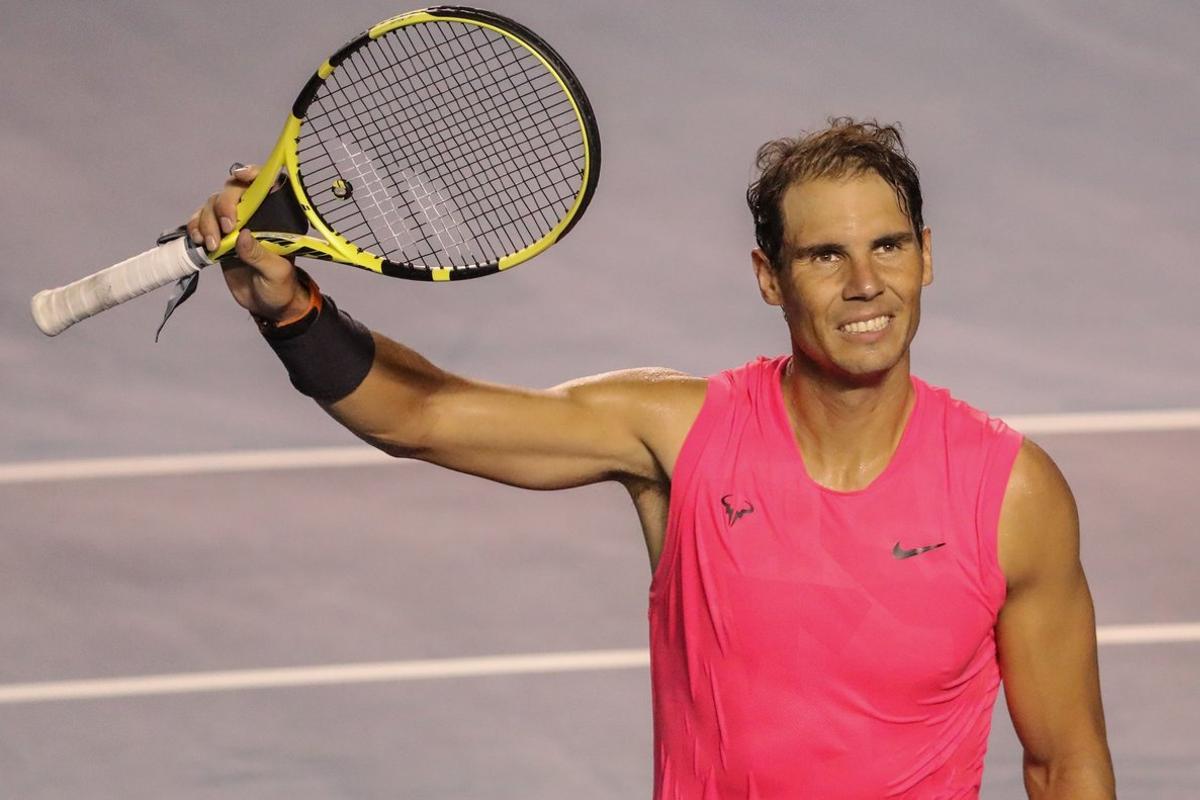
[254,271,323,331]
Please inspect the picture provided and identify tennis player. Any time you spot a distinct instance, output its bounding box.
[190,118,1116,798]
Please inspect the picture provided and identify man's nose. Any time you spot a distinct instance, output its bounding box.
[843,256,883,301]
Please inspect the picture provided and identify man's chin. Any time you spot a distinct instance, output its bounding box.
[792,340,909,386]
[835,366,891,387]
[826,352,907,386]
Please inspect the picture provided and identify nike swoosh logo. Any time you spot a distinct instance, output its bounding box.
[892,541,946,559]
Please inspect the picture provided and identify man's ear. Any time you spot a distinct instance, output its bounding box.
[752,248,784,306]
[921,227,933,287]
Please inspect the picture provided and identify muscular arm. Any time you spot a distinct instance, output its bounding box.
[996,440,1116,799]
[328,332,702,489]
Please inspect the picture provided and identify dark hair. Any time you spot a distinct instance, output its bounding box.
[746,117,924,269]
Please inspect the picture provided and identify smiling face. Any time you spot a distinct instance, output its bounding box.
[752,171,933,383]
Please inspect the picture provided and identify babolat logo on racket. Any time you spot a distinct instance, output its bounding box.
[331,178,353,200]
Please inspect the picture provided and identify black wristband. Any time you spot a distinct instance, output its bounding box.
[261,294,376,403]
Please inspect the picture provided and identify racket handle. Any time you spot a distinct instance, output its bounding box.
[31,236,212,336]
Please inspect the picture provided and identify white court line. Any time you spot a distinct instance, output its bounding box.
[1095,622,1200,645]
[0,447,395,485]
[1008,408,1200,434]
[0,649,650,705]
[2,408,1199,485]
[1,624,1197,705]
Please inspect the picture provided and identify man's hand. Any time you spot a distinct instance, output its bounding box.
[185,164,310,324]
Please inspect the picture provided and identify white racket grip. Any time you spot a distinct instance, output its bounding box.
[31,236,212,336]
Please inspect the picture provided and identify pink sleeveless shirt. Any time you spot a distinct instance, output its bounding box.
[649,356,1023,799]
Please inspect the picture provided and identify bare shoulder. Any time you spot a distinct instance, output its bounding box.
[555,366,706,407]
[555,367,708,478]
[1003,439,1073,506]
[997,438,1081,591]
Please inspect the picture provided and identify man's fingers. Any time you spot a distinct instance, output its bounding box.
[183,163,266,249]
[226,230,304,320]
[184,164,263,245]
[197,162,301,321]
[234,229,267,264]
[197,194,221,253]
[230,163,260,183]
[186,210,203,246]
[216,164,261,233]
[214,189,241,235]
[234,230,293,281]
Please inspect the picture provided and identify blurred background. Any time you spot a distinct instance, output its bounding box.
[1,1,1196,797]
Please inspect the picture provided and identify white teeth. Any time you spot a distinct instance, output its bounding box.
[840,315,891,334]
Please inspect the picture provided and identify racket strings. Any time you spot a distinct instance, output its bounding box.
[389,32,579,231]
[309,34,568,262]
[376,22,581,257]
[326,30,570,256]
[303,47,459,261]
[296,20,587,270]
[464,29,583,237]
[395,21,583,245]
[393,40,575,255]
[407,24,564,248]
[311,43,474,260]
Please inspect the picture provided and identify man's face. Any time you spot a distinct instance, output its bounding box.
[752,172,933,382]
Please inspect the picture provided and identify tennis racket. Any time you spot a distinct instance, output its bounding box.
[31,6,600,336]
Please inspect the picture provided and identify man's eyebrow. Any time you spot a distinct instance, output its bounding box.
[791,241,847,259]
[872,231,916,247]
[791,231,915,260]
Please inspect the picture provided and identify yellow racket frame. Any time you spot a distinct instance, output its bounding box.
[210,7,598,282]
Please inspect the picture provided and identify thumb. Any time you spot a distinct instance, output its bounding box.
[234,229,293,283]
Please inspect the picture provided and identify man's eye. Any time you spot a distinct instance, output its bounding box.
[814,252,839,263]
[878,243,898,253]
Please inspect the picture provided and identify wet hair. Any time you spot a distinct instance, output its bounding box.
[746,117,924,269]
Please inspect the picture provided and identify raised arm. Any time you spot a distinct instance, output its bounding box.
[995,440,1116,799]
[188,166,705,491]
[332,340,701,488]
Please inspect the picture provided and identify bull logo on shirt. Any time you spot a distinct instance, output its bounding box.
[720,494,755,527]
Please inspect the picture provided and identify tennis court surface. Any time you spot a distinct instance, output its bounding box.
[2,1,1196,797]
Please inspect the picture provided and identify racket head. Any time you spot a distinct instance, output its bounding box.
[219,6,600,283]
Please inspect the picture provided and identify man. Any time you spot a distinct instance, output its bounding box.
[189,118,1115,798]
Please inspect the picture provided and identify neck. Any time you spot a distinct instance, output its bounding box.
[781,352,916,491]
